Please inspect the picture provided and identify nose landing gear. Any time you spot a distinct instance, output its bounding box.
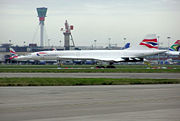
[96,61,116,68]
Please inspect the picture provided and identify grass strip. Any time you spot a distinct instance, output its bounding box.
[0,65,149,69]
[0,78,180,86]
[0,68,179,73]
[1,64,180,69]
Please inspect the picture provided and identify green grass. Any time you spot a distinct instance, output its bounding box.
[0,65,58,68]
[0,78,180,86]
[1,64,180,69]
[0,64,180,73]
[0,68,179,73]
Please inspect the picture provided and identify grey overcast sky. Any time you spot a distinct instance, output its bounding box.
[0,0,180,47]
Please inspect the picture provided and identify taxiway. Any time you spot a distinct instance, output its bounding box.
[0,72,180,79]
[0,84,180,121]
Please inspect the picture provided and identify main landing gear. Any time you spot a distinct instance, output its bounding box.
[96,62,116,68]
[57,60,62,69]
[106,62,116,68]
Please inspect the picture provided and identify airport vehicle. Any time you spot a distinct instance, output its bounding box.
[10,34,166,67]
[165,40,180,55]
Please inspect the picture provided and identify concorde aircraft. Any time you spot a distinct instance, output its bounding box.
[10,34,166,67]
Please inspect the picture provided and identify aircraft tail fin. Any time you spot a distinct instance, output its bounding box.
[123,43,130,49]
[139,34,158,49]
[169,40,180,51]
[9,48,18,59]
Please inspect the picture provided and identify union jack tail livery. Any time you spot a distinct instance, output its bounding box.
[139,34,158,49]
[169,40,180,51]
[9,48,18,59]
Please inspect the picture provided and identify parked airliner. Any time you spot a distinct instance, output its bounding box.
[165,40,180,56]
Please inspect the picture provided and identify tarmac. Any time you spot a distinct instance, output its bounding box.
[0,72,180,79]
[0,84,180,121]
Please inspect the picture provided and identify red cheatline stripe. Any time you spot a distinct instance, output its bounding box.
[140,43,158,49]
[142,39,157,42]
[38,52,47,54]
[10,50,16,54]
[9,56,18,59]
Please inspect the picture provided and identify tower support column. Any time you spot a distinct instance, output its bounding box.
[40,23,44,47]
[64,32,70,50]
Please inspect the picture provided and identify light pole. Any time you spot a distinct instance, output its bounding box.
[48,39,50,47]
[9,40,12,47]
[94,40,97,49]
[167,37,171,49]
[167,37,171,60]
[59,40,62,47]
[108,38,111,49]
[157,36,160,65]
[123,37,126,48]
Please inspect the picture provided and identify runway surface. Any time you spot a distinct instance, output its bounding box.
[0,84,180,121]
[0,72,180,79]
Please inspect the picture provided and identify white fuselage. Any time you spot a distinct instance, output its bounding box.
[15,49,166,62]
[165,51,180,56]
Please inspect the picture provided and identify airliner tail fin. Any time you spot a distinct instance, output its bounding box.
[124,43,130,49]
[139,34,158,49]
[9,48,18,59]
[169,40,180,51]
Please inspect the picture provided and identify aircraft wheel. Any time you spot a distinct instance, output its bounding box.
[96,66,105,68]
[106,65,116,68]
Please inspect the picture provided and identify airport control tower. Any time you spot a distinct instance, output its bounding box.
[61,20,75,50]
[37,7,47,47]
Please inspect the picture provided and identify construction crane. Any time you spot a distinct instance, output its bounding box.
[61,20,75,50]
